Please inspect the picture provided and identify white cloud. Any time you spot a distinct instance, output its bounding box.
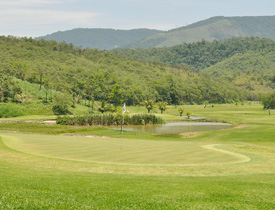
[0,8,100,37]
[0,9,99,25]
[0,0,74,6]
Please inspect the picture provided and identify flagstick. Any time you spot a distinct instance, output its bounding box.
[120,113,124,150]
[121,103,126,150]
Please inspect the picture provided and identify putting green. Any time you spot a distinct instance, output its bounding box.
[1,133,249,166]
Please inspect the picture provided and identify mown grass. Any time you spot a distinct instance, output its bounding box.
[0,103,275,209]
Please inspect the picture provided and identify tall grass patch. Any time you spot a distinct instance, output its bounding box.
[56,114,164,126]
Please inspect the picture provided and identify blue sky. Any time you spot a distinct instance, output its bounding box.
[0,0,274,37]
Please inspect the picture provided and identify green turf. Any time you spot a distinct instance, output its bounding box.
[1,133,249,166]
[0,103,275,209]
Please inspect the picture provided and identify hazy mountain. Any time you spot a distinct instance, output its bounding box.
[125,16,275,48]
[35,28,163,50]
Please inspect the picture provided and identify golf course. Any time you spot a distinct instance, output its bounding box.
[1,103,275,209]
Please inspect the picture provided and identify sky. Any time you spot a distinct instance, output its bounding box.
[0,0,274,38]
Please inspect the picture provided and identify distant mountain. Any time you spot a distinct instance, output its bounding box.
[35,28,163,50]
[36,16,275,50]
[125,16,275,48]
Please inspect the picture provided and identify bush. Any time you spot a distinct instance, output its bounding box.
[0,106,24,118]
[261,92,275,109]
[52,93,73,115]
[52,105,71,115]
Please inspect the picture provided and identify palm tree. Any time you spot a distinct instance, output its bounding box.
[157,101,168,114]
[178,106,184,116]
[97,101,110,114]
[186,111,192,119]
[143,100,155,113]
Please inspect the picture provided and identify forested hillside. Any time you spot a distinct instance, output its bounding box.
[125,16,275,48]
[36,28,163,50]
[112,37,275,69]
[202,51,275,97]
[112,37,275,99]
[0,36,246,105]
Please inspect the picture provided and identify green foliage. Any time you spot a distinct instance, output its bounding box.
[186,111,192,119]
[0,75,22,102]
[261,92,275,109]
[56,114,164,126]
[143,100,155,113]
[0,36,248,104]
[112,37,275,69]
[52,93,72,115]
[108,84,123,107]
[113,37,275,101]
[0,106,23,118]
[157,101,168,114]
[97,101,112,114]
[178,107,184,116]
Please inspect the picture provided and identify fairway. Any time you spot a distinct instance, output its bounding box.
[2,133,249,166]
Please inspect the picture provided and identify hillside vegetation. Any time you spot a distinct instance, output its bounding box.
[112,37,275,69]
[36,28,163,50]
[112,37,275,99]
[0,36,245,106]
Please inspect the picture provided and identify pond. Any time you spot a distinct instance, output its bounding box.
[119,122,233,134]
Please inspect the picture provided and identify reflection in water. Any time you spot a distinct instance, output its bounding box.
[120,122,232,134]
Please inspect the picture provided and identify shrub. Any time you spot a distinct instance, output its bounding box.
[0,106,24,118]
[52,93,73,115]
[261,92,275,109]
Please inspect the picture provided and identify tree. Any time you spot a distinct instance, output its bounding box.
[108,84,123,107]
[186,111,192,119]
[97,101,111,114]
[143,100,155,113]
[261,92,275,109]
[157,101,168,114]
[178,106,184,116]
[43,80,51,103]
[52,93,72,115]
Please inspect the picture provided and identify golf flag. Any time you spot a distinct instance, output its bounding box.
[123,103,126,115]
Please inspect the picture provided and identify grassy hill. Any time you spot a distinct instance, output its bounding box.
[125,16,275,48]
[35,28,163,50]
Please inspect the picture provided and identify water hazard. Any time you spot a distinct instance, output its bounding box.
[120,122,232,134]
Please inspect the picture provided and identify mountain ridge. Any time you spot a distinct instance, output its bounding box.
[35,28,163,50]
[36,15,275,50]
